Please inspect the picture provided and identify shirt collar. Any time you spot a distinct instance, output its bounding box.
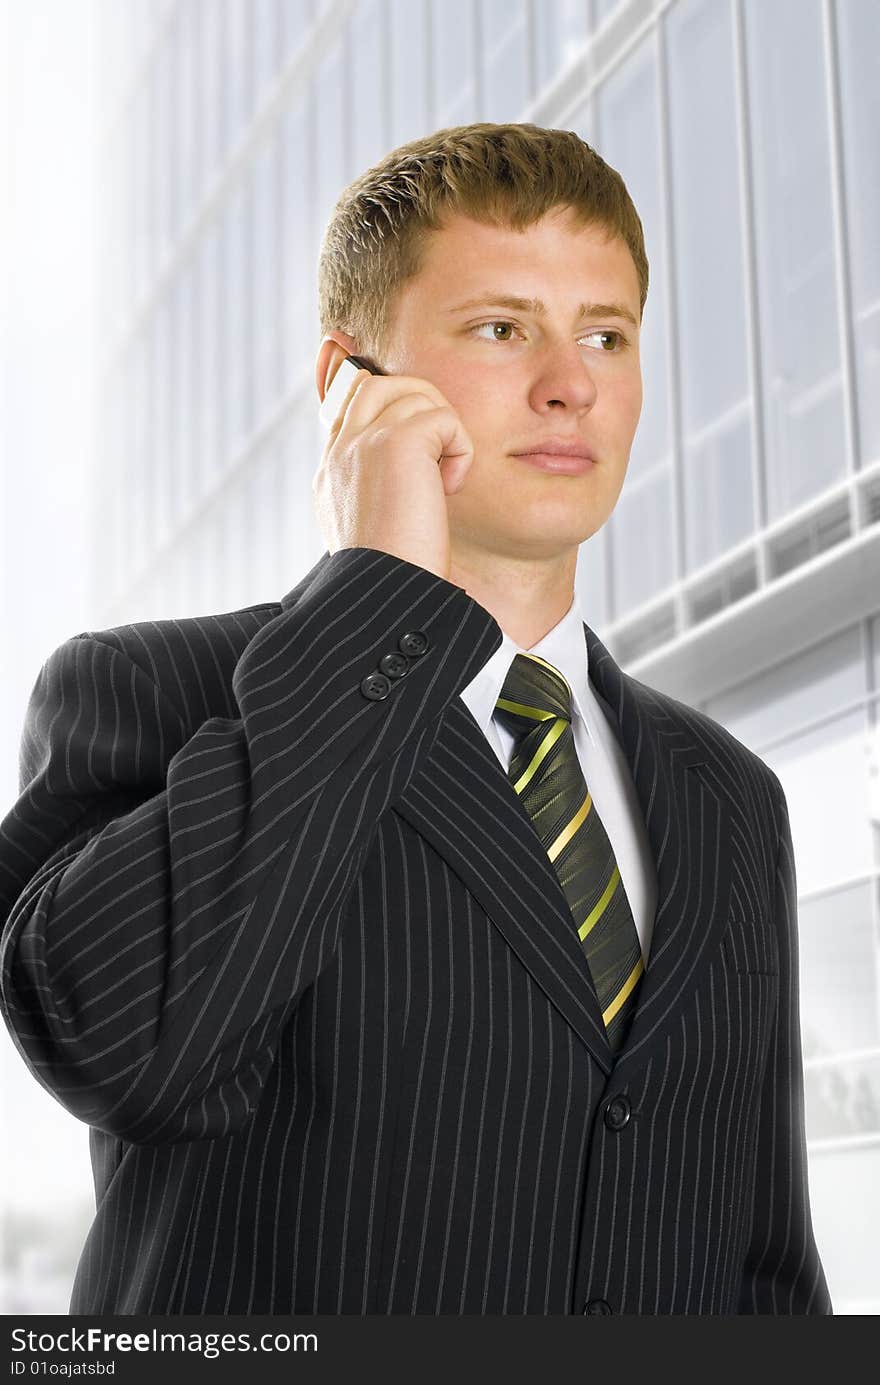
[460,588,594,745]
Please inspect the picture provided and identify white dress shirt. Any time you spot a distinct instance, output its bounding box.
[459,588,658,966]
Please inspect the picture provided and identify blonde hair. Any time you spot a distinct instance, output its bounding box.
[317,121,649,363]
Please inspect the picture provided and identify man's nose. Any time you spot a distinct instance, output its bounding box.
[532,348,599,412]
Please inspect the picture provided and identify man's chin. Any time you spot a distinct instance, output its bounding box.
[453,520,598,563]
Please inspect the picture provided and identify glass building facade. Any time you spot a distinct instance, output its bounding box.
[13,0,880,1312]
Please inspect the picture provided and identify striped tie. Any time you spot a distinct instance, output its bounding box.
[494,652,644,1055]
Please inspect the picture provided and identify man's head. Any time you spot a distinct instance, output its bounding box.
[316,123,648,569]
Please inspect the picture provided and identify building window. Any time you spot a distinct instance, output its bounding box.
[666,0,754,571]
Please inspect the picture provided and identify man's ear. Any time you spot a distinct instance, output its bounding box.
[315,332,360,401]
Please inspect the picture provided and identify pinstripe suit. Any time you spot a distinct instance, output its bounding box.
[0,545,831,1314]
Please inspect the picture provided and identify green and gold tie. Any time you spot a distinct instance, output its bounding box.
[494,652,644,1055]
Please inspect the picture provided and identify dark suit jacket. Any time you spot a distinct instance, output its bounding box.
[0,546,832,1314]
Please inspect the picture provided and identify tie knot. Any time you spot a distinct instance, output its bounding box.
[494,653,573,738]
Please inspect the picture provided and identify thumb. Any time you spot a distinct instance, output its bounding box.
[438,452,472,495]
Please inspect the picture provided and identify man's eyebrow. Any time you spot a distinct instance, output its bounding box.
[444,294,639,328]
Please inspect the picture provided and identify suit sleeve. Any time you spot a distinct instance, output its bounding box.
[0,547,502,1146]
[737,773,833,1313]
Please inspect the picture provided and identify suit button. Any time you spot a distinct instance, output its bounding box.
[398,630,429,657]
[603,1095,631,1130]
[379,651,409,679]
[582,1298,613,1314]
[361,672,391,700]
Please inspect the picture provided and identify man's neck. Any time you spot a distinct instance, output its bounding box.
[448,549,578,651]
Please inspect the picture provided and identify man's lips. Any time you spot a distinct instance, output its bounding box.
[511,450,596,475]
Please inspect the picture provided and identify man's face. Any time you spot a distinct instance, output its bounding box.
[381,205,643,563]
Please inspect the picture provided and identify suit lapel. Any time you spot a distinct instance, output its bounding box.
[395,618,732,1084]
[397,695,617,1073]
[583,622,732,1084]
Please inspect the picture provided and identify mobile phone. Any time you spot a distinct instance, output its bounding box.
[318,353,385,431]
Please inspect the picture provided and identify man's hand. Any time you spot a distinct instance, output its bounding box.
[312,367,474,582]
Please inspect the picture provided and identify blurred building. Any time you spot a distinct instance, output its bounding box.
[14,0,880,1313]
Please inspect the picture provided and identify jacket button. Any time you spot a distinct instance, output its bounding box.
[603,1095,631,1130]
[398,630,429,657]
[582,1298,613,1314]
[379,651,410,679]
[360,672,391,700]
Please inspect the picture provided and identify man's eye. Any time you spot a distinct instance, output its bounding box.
[470,321,520,342]
[581,330,624,351]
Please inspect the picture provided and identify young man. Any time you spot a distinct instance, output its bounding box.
[0,123,831,1314]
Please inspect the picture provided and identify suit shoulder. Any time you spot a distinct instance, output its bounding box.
[636,677,781,804]
[61,600,283,730]
[73,598,282,655]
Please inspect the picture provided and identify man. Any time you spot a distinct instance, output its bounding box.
[0,123,831,1314]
